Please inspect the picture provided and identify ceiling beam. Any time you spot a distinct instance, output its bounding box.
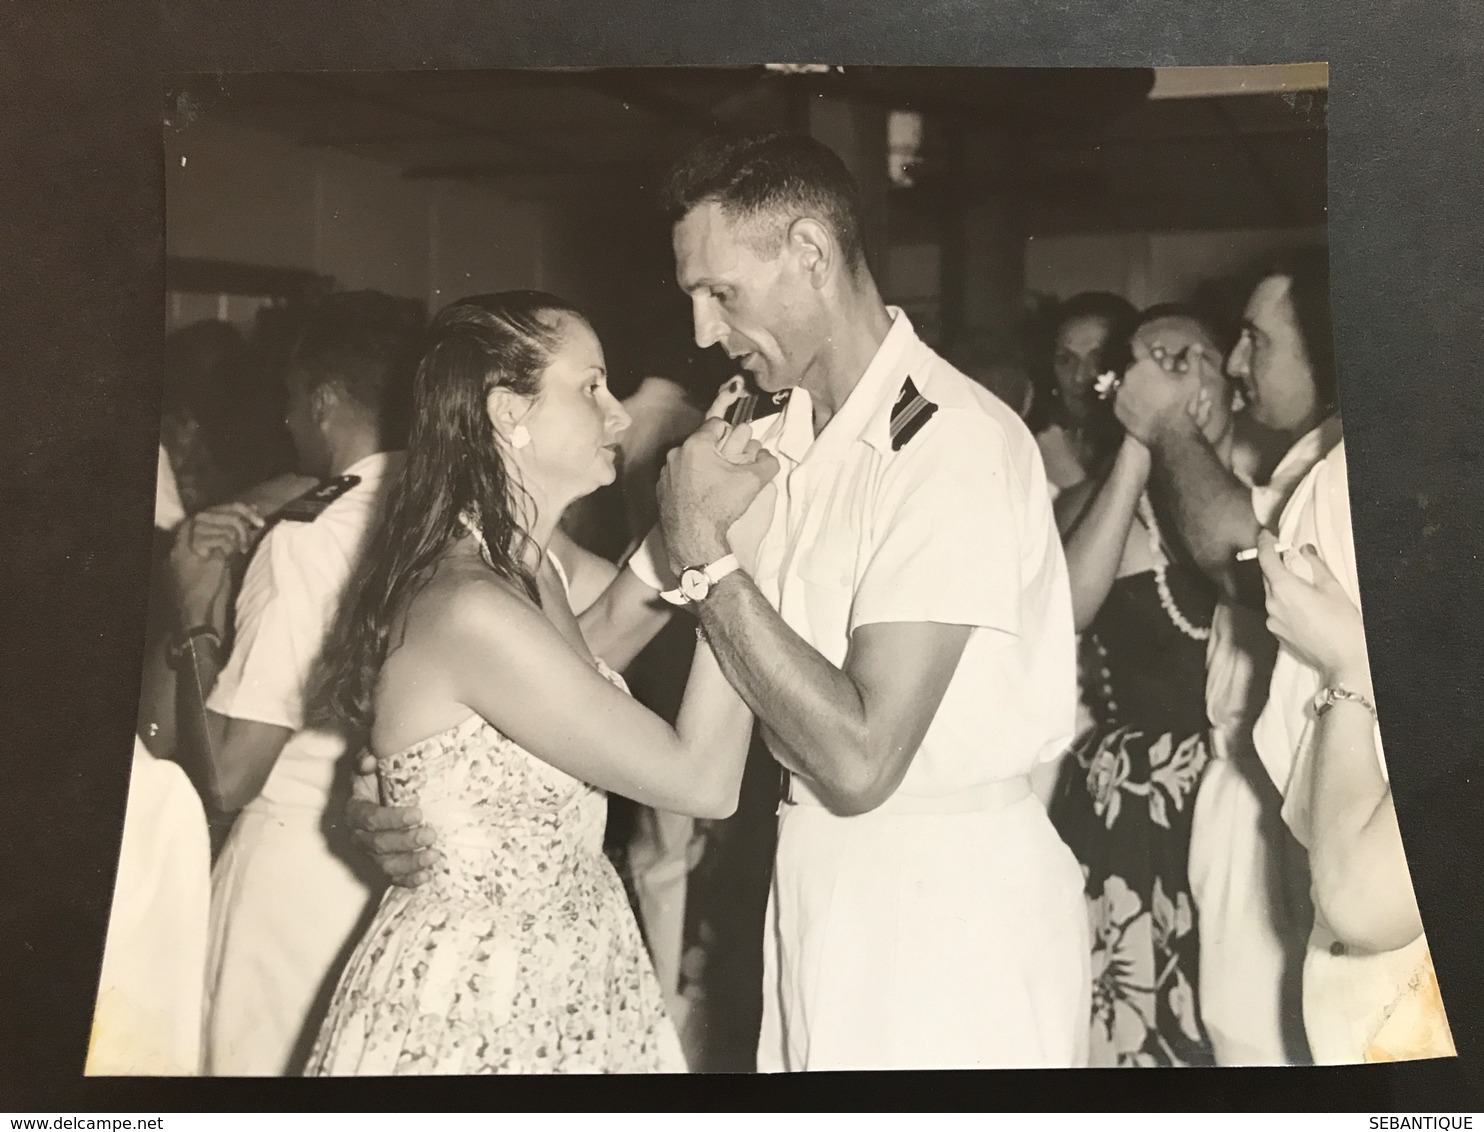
[402,159,656,180]
[569,71,726,134]
[291,73,573,166]
[1210,97,1298,224]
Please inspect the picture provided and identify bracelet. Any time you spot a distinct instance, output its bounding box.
[169,625,223,669]
[1313,684,1377,718]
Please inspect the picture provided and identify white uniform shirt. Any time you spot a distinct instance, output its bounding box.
[207,450,404,811]
[1251,440,1454,1063]
[742,309,1076,797]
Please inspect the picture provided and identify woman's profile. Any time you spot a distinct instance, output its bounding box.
[303,291,772,1074]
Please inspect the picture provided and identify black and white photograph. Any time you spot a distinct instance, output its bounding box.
[53,60,1461,1081]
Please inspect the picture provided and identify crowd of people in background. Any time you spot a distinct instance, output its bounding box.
[88,130,1452,1077]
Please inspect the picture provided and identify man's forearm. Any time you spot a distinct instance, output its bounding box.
[1148,414,1261,605]
[695,573,870,808]
[173,641,229,811]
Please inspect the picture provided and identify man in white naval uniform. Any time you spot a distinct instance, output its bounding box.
[347,135,1089,1071]
[170,293,417,1075]
[647,132,1089,1071]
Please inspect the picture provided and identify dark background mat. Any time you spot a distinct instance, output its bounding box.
[2,0,1480,1111]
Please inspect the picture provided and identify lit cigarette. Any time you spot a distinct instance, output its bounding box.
[1236,543,1293,561]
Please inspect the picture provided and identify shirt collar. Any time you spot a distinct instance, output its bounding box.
[340,449,404,483]
[1251,415,1342,526]
[1271,414,1343,489]
[775,307,920,467]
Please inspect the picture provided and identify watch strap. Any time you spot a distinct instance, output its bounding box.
[168,625,223,669]
[660,553,740,606]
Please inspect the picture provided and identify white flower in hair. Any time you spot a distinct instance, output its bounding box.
[1093,370,1121,401]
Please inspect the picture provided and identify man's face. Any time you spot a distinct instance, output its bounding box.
[672,202,817,394]
[1226,274,1320,434]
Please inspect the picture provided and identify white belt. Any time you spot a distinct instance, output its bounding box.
[782,773,1032,816]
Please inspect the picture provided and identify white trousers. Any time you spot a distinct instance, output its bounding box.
[1188,743,1312,1065]
[87,743,211,1076]
[757,794,1090,1071]
[204,808,379,1076]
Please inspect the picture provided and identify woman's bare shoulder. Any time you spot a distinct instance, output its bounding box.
[409,559,535,638]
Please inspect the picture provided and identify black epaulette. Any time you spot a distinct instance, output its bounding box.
[889,376,937,451]
[275,475,361,523]
[725,387,792,428]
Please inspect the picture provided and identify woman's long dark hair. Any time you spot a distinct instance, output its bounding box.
[310,290,586,737]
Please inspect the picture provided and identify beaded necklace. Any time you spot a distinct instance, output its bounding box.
[1136,494,1210,642]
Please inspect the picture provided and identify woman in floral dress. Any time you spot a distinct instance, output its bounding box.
[302,292,771,1074]
[1048,306,1237,1066]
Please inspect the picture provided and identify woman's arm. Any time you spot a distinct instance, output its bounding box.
[548,525,620,615]
[438,581,752,819]
[576,562,677,671]
[1257,534,1423,953]
[1056,434,1151,632]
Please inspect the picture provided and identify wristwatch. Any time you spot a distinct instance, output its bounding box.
[660,554,740,606]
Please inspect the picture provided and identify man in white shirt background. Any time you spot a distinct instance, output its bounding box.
[168,291,419,1075]
[1113,250,1452,1065]
[85,446,212,1076]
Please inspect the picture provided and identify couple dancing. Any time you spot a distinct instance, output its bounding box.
[306,132,1089,1074]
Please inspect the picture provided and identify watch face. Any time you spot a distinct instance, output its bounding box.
[679,568,709,603]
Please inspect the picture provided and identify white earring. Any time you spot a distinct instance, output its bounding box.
[510,424,531,450]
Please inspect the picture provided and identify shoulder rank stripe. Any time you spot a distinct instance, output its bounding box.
[276,474,361,523]
[889,376,937,451]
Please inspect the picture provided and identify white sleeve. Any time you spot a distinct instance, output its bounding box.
[623,526,668,592]
[851,410,1024,636]
[206,525,338,731]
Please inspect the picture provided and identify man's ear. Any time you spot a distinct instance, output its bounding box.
[787,217,834,288]
[309,383,338,428]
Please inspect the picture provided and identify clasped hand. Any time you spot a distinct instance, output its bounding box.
[168,502,264,626]
[1113,337,1221,445]
[657,384,780,571]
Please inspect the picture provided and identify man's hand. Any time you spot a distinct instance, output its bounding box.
[1113,337,1198,445]
[179,502,265,560]
[658,417,779,570]
[345,750,440,888]
[169,536,235,631]
[705,375,748,422]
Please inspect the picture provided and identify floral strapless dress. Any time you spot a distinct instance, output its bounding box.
[305,660,685,1075]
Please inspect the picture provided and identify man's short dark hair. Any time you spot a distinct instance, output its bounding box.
[1262,246,1337,410]
[290,290,425,438]
[662,132,869,271]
